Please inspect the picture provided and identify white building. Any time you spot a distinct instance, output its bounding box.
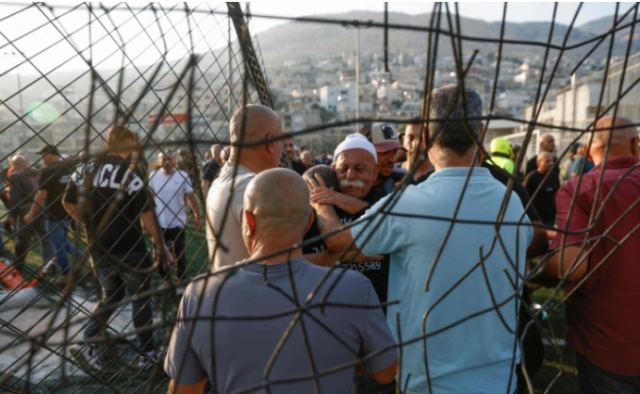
[319,85,356,111]
[496,91,531,116]
[519,51,640,163]
[377,85,402,102]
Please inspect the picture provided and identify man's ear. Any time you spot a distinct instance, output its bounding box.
[631,137,639,157]
[244,210,256,238]
[373,164,380,180]
[264,133,276,154]
[304,210,315,235]
[422,125,429,147]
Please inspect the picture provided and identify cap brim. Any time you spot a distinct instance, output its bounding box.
[375,142,406,153]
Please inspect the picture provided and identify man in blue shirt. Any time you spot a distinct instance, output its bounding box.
[312,85,532,394]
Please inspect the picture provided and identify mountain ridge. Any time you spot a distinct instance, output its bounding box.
[254,10,640,67]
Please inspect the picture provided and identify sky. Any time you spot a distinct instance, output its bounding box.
[248,2,635,33]
[0,2,634,76]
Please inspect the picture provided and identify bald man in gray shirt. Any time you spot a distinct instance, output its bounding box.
[165,169,397,394]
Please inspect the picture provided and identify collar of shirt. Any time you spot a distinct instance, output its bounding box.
[426,166,491,180]
[591,156,640,171]
[240,258,309,274]
[221,162,254,177]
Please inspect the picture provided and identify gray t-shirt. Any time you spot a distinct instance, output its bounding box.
[165,258,396,393]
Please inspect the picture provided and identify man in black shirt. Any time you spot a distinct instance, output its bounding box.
[63,126,172,373]
[201,144,222,197]
[8,154,53,274]
[525,133,559,175]
[524,151,560,227]
[178,149,198,186]
[284,137,307,176]
[24,145,77,284]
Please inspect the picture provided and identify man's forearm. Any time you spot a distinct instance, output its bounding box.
[187,194,201,219]
[531,246,587,286]
[332,194,369,215]
[168,379,205,394]
[27,190,48,218]
[140,210,165,248]
[314,203,355,253]
[201,181,210,198]
[526,220,549,259]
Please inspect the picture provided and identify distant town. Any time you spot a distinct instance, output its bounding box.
[268,46,640,157]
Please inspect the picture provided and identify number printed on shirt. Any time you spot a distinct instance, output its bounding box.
[347,261,381,272]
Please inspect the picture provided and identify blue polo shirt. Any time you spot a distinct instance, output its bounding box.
[351,166,532,394]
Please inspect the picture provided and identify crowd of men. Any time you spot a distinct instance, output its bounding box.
[0,83,638,394]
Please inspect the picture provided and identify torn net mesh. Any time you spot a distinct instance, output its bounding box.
[0,2,637,394]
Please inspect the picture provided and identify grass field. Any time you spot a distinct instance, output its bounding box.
[0,211,580,393]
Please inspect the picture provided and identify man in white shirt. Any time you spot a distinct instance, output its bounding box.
[206,104,283,270]
[150,151,203,281]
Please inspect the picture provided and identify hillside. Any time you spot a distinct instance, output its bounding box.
[255,10,640,66]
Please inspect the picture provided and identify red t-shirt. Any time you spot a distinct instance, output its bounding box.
[550,156,640,375]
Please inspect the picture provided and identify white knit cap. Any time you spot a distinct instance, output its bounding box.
[333,134,377,164]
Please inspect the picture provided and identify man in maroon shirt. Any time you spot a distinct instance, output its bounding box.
[538,116,640,394]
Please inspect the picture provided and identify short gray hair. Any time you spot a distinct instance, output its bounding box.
[426,84,483,156]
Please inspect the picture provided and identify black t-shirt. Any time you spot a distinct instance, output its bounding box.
[303,191,390,308]
[202,160,221,183]
[39,161,73,221]
[291,160,308,176]
[416,161,541,223]
[64,156,153,256]
[523,170,560,225]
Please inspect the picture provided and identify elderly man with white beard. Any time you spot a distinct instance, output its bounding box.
[302,134,395,394]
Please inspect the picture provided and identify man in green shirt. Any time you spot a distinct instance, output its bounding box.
[488,137,515,174]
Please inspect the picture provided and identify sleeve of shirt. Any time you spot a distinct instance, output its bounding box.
[350,196,401,257]
[64,165,85,205]
[202,163,215,183]
[359,280,397,373]
[231,176,253,224]
[38,166,51,191]
[505,160,515,174]
[549,183,589,250]
[183,173,194,194]
[129,173,154,213]
[164,290,206,384]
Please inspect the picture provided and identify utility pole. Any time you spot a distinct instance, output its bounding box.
[228,16,233,118]
[355,26,360,128]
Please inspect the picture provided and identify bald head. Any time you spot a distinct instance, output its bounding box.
[230,105,282,145]
[210,144,221,155]
[536,151,555,173]
[539,134,555,153]
[10,155,28,170]
[303,165,340,191]
[592,116,637,147]
[244,169,311,242]
[229,104,283,171]
[589,116,639,164]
